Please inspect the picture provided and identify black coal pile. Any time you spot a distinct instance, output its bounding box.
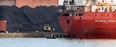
[0,5,63,32]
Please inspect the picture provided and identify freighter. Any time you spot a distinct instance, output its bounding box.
[58,0,116,39]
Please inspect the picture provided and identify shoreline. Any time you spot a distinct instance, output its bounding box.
[0,32,66,38]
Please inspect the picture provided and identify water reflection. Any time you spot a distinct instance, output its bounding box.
[0,38,116,47]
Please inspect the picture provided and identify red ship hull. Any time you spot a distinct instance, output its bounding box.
[58,12,116,39]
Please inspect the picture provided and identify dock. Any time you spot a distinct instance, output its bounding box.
[0,32,67,38]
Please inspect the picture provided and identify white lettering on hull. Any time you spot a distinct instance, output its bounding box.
[95,20,116,23]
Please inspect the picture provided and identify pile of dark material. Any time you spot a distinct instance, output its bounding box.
[0,6,63,32]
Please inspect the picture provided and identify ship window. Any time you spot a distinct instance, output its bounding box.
[71,0,74,3]
[70,0,74,5]
[111,0,113,2]
[102,0,104,2]
[76,13,79,16]
[76,13,83,16]
[63,13,69,16]
[79,13,83,16]
[79,13,81,16]
[102,7,104,10]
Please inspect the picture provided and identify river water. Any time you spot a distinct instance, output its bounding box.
[0,38,116,47]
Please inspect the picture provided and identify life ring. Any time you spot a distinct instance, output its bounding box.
[44,26,51,31]
[44,24,51,32]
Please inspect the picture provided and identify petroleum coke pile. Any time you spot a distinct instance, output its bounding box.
[0,6,63,32]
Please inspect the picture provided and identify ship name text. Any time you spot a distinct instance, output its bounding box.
[95,20,116,23]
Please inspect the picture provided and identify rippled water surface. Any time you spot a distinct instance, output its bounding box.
[0,38,116,47]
